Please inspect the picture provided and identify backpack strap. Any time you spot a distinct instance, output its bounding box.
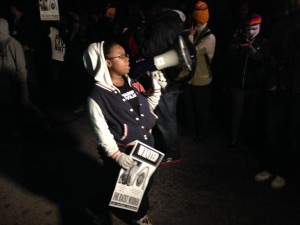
[194,27,213,78]
[194,25,213,45]
[193,26,213,64]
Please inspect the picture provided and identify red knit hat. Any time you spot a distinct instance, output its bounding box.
[245,13,262,26]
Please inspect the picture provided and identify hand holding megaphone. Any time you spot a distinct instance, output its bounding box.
[133,35,196,95]
[151,70,167,89]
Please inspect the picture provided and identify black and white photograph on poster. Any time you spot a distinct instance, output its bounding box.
[118,160,150,190]
[109,141,164,212]
[39,0,60,21]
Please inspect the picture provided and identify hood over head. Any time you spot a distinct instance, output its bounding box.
[83,41,114,88]
[173,9,186,22]
[0,18,10,44]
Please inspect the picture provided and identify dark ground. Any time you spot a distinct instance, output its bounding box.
[1,97,300,225]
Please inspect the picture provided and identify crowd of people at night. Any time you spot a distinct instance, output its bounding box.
[1,0,300,224]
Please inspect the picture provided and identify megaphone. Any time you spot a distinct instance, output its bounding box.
[134,35,196,76]
[132,35,196,95]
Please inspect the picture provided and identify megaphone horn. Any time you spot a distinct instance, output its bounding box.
[133,35,196,96]
[153,35,196,71]
[153,49,180,70]
[134,35,196,75]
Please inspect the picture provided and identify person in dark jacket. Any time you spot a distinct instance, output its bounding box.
[60,12,91,112]
[226,13,269,151]
[9,1,44,102]
[0,18,47,134]
[254,0,300,189]
[134,0,186,165]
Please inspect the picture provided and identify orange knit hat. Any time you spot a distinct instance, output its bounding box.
[105,7,116,18]
[193,1,209,25]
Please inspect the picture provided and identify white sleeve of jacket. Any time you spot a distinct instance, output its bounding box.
[147,72,162,110]
[87,97,119,157]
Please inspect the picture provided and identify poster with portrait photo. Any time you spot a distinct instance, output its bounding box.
[39,0,60,21]
[109,140,165,212]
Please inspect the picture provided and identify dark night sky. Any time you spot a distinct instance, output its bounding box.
[0,0,285,17]
[0,0,286,39]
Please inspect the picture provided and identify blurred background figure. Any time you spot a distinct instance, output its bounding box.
[0,18,48,135]
[133,0,186,165]
[48,20,66,102]
[8,0,44,104]
[59,12,92,113]
[226,13,269,151]
[253,0,300,189]
[181,1,216,143]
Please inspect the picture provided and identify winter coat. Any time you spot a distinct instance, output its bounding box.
[135,9,185,58]
[227,34,269,89]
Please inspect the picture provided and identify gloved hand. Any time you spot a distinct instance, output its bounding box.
[151,70,167,89]
[239,41,256,55]
[115,152,134,170]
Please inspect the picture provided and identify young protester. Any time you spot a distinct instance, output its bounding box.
[83,41,164,225]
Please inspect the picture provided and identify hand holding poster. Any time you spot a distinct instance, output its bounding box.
[109,140,164,212]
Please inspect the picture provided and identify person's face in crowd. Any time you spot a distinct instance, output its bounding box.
[245,24,260,39]
[9,6,19,17]
[72,21,80,29]
[104,8,116,22]
[106,44,130,77]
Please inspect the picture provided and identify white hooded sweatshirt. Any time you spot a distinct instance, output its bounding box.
[83,42,162,157]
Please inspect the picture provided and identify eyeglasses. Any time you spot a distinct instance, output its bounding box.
[106,54,129,60]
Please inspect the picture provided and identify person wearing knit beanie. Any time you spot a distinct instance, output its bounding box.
[189,1,212,46]
[184,1,216,143]
[104,4,117,21]
[193,1,209,25]
[227,11,269,154]
[245,13,262,26]
[244,13,262,40]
